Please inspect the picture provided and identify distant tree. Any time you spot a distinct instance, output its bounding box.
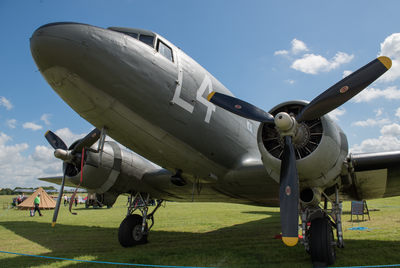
[0,188,14,195]
[41,186,57,191]
[13,187,34,191]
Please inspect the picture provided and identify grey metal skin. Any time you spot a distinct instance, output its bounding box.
[32,22,400,208]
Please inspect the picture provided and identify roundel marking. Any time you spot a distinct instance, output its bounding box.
[340,86,349,94]
[285,186,291,196]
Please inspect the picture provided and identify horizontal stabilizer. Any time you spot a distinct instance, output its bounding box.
[39,176,77,188]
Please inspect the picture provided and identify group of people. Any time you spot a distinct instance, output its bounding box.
[12,194,26,206]
[63,194,80,207]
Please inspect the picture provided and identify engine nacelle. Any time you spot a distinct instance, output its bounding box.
[257,101,348,191]
[65,140,158,206]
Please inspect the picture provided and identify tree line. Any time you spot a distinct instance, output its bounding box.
[0,186,57,195]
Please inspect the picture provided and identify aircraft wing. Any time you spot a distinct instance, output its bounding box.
[345,151,400,200]
[39,176,78,188]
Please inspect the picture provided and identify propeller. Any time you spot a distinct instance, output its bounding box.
[207,92,275,123]
[279,136,299,246]
[45,128,101,227]
[208,56,392,246]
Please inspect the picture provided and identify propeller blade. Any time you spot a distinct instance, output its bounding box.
[296,56,392,122]
[45,130,68,150]
[69,148,85,216]
[207,92,275,123]
[52,165,66,227]
[72,128,101,153]
[279,136,299,246]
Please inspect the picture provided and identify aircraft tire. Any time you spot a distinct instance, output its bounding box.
[309,217,336,266]
[118,214,148,247]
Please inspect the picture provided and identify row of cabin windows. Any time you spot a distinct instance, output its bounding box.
[120,31,174,62]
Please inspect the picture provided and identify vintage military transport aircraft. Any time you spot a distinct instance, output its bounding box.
[31,22,400,266]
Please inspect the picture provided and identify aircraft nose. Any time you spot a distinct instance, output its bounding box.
[30,22,91,72]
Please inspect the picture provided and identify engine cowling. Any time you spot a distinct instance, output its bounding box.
[257,101,349,194]
[64,140,158,206]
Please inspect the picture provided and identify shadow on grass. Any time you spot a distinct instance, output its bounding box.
[0,212,400,267]
[241,211,280,216]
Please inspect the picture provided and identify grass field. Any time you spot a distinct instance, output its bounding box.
[0,195,400,268]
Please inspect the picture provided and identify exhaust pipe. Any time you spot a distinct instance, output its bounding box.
[300,187,321,207]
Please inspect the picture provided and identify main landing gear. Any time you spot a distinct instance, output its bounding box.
[301,186,344,266]
[118,193,163,247]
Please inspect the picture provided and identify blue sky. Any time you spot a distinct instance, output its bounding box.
[2,0,400,188]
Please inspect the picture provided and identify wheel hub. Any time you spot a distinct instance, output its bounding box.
[132,225,143,241]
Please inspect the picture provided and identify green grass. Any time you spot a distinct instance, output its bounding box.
[0,195,400,267]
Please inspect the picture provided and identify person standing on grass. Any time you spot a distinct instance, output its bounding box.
[34,193,43,216]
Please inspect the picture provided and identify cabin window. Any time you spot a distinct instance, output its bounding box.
[157,40,173,62]
[139,35,154,47]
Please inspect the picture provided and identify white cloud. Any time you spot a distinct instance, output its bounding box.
[352,86,400,103]
[381,123,400,136]
[40,114,51,125]
[0,128,88,188]
[23,122,43,131]
[0,132,11,145]
[274,38,308,56]
[291,39,308,54]
[6,119,17,129]
[0,133,29,164]
[396,107,400,118]
[54,128,86,147]
[275,39,353,75]
[291,52,354,74]
[375,108,383,117]
[351,136,400,153]
[378,33,400,82]
[328,108,346,122]
[352,118,390,127]
[274,50,289,56]
[29,145,58,165]
[291,54,328,74]
[0,132,33,188]
[0,96,13,110]
[342,70,352,78]
[351,123,400,153]
[286,79,295,85]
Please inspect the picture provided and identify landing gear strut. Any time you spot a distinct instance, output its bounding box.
[301,186,344,266]
[118,193,163,247]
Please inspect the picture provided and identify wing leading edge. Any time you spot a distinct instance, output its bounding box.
[39,176,77,188]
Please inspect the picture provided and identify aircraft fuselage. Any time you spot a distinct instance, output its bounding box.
[31,22,272,200]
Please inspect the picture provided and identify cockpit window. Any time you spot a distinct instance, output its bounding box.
[125,32,138,39]
[110,29,155,48]
[157,40,173,62]
[139,35,154,47]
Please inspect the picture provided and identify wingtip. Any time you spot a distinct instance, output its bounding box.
[378,56,392,70]
[282,236,298,246]
[207,91,216,101]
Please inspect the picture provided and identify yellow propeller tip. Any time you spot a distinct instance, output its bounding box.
[378,56,392,70]
[282,236,298,247]
[207,91,216,101]
[51,222,56,227]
